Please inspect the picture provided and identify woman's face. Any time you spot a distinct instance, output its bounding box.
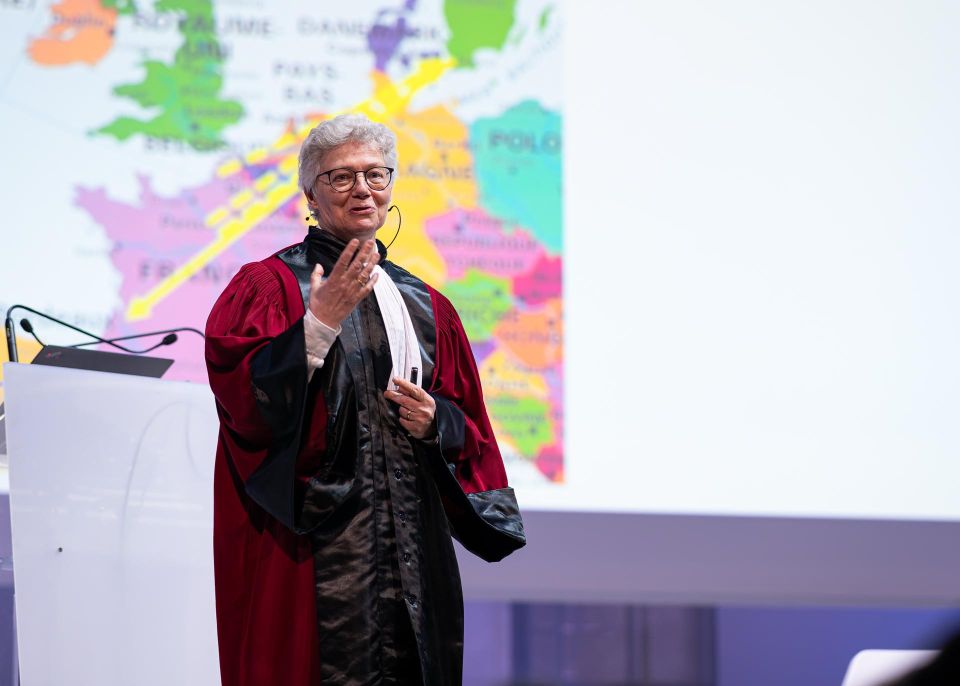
[306,141,393,243]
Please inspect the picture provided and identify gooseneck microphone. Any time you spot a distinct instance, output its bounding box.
[18,318,45,347]
[4,315,17,363]
[9,305,148,355]
[69,328,198,354]
[75,330,179,349]
[5,304,204,360]
[19,318,184,355]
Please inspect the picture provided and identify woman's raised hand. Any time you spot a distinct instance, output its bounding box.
[308,239,380,329]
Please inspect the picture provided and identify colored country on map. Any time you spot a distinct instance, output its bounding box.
[27,0,117,67]
[534,442,563,482]
[479,348,548,400]
[442,269,512,341]
[0,336,43,408]
[367,1,443,72]
[471,100,562,253]
[539,362,562,473]
[468,339,497,368]
[75,165,308,382]
[444,0,517,68]
[538,4,555,31]
[493,297,561,369]
[424,207,543,281]
[368,4,411,71]
[546,369,562,429]
[97,0,243,150]
[512,252,561,306]
[488,395,553,459]
[103,0,136,14]
[385,102,479,284]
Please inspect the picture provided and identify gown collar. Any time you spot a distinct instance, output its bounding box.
[305,227,388,273]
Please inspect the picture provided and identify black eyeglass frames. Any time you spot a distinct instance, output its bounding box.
[316,166,394,192]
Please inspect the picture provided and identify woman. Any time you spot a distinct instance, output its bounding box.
[205,113,524,686]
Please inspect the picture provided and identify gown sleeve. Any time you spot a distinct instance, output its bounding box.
[205,261,327,530]
[422,288,526,562]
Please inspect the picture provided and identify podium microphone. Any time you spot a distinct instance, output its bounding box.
[11,306,145,355]
[18,318,44,347]
[4,315,17,363]
[6,304,204,359]
[69,329,185,354]
[20,315,167,354]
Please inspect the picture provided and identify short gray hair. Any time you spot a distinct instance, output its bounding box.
[298,113,398,194]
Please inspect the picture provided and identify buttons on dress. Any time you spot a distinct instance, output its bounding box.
[394,468,404,480]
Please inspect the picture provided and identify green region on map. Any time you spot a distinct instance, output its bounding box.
[103,0,137,15]
[444,0,518,67]
[96,0,243,150]
[539,5,554,31]
[488,396,553,457]
[443,270,513,341]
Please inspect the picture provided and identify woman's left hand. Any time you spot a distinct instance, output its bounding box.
[385,377,436,440]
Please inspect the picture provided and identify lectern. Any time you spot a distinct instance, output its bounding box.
[3,363,221,685]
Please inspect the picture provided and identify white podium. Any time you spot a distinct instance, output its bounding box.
[3,363,221,685]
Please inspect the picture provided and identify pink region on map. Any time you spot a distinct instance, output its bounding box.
[541,367,563,483]
[512,253,561,306]
[535,442,563,482]
[425,208,544,281]
[545,368,563,421]
[76,173,307,382]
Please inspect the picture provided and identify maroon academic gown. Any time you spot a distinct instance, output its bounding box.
[205,231,525,685]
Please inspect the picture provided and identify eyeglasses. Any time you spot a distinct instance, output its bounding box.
[316,166,394,192]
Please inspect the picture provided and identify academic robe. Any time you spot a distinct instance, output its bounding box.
[205,229,525,686]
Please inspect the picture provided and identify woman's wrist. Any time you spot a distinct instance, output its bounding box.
[308,303,341,330]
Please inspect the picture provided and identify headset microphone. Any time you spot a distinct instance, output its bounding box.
[384,205,402,250]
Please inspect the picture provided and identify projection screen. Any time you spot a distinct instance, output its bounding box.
[2,0,959,603]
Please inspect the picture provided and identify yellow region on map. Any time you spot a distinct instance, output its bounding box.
[479,349,550,400]
[0,338,45,404]
[387,104,478,285]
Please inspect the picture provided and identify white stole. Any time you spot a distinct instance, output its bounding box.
[371,265,423,391]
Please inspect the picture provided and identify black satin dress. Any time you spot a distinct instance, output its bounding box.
[292,230,463,685]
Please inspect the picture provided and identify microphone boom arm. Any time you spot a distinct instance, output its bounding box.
[4,305,205,358]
